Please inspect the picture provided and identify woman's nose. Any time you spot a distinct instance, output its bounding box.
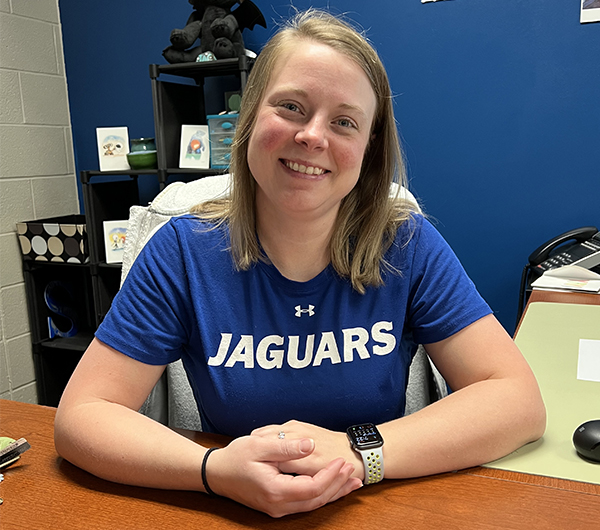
[295,116,329,150]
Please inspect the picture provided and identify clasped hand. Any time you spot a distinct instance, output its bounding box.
[206,420,362,517]
[253,420,364,479]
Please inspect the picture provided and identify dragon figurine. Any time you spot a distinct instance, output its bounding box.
[163,0,267,63]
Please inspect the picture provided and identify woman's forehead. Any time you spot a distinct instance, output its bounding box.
[266,40,374,94]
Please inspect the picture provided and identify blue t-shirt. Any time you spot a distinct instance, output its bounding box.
[96,214,491,437]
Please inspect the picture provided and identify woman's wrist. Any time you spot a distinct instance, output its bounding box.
[202,442,232,498]
[337,430,364,481]
[201,447,220,496]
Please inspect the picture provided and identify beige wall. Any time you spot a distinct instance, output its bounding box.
[0,0,79,402]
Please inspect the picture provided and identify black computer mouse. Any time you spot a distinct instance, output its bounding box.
[573,420,600,463]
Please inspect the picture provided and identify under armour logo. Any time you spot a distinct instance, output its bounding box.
[295,305,315,317]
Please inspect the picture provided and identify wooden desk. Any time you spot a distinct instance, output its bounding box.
[1,400,599,530]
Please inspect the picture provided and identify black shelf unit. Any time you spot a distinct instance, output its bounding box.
[22,58,253,406]
[150,56,253,175]
[22,260,96,406]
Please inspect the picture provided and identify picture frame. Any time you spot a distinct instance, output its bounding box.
[224,91,242,112]
[103,220,128,264]
[96,127,130,171]
[179,125,210,169]
[581,0,600,23]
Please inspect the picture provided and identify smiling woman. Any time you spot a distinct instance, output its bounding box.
[196,9,413,293]
[54,8,545,519]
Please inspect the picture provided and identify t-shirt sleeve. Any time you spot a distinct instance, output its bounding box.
[95,220,192,365]
[407,217,492,344]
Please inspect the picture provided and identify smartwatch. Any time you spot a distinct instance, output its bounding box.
[346,423,384,485]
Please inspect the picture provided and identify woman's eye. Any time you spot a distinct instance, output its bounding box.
[281,102,300,112]
[337,118,356,129]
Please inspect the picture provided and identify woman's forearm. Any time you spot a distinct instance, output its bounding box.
[54,400,209,491]
[379,376,546,479]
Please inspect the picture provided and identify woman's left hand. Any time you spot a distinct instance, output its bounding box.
[251,420,363,480]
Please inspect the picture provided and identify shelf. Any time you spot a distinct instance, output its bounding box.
[98,262,122,269]
[81,169,156,181]
[166,168,227,175]
[82,168,225,179]
[149,57,254,81]
[22,259,91,272]
[36,333,94,353]
[80,169,227,189]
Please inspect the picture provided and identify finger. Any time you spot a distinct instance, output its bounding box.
[309,462,362,508]
[274,460,361,515]
[251,419,303,438]
[270,457,347,501]
[253,437,315,462]
[311,460,360,501]
[250,424,281,437]
[325,474,363,503]
[265,478,360,519]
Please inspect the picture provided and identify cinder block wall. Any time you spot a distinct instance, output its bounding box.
[0,0,79,402]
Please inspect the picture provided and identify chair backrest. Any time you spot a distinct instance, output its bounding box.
[124,175,446,429]
[121,174,231,288]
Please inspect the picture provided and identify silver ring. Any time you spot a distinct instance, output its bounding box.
[278,431,285,439]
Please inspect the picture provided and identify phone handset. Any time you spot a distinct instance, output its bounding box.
[528,226,599,267]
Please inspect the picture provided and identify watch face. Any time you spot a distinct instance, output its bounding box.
[347,423,383,449]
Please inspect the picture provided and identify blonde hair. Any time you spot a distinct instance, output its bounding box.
[193,9,417,293]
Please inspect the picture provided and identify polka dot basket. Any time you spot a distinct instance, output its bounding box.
[16,215,89,264]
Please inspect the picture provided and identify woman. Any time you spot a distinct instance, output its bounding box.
[55,9,545,518]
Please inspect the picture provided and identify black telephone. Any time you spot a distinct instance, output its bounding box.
[516,226,600,327]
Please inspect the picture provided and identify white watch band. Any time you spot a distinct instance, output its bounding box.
[357,447,384,484]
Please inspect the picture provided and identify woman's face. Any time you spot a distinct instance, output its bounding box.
[247,41,377,224]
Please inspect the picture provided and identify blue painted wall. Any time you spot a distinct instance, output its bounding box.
[59,1,599,334]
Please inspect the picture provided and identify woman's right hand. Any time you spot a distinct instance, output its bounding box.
[206,435,362,517]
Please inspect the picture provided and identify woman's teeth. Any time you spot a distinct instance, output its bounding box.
[285,160,326,176]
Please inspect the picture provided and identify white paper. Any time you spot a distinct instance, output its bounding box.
[578,339,600,382]
[543,265,600,280]
[531,265,600,292]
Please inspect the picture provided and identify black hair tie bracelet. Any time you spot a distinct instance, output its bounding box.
[201,447,220,496]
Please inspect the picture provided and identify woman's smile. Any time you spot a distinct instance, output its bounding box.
[281,158,329,178]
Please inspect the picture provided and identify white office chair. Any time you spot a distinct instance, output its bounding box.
[120,174,447,430]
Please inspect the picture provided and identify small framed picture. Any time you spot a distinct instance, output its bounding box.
[96,127,130,171]
[103,220,128,264]
[581,0,600,23]
[224,91,242,112]
[180,125,210,169]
